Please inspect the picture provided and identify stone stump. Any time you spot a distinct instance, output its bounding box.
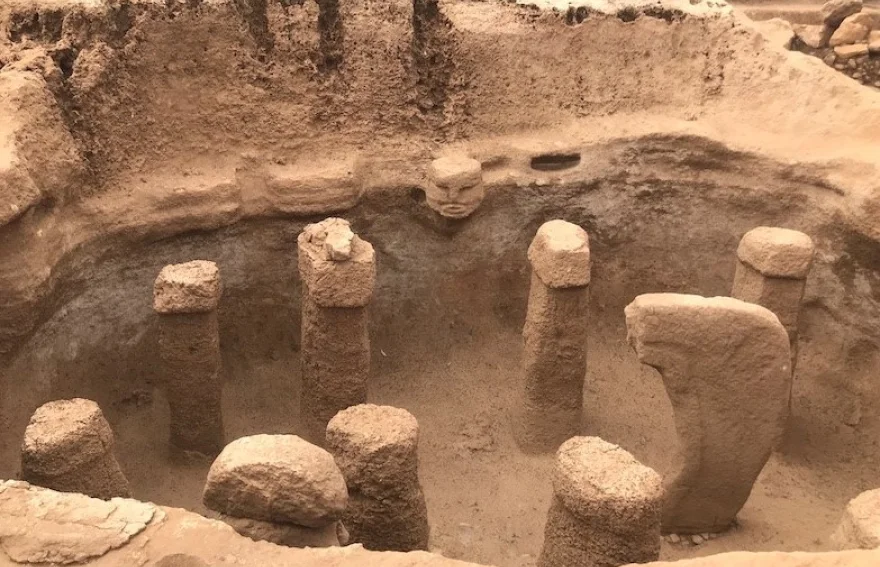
[831,488,880,550]
[325,404,429,551]
[514,220,590,453]
[154,260,225,457]
[732,226,814,373]
[21,398,131,499]
[539,436,662,567]
[625,294,791,534]
[203,434,349,548]
[298,218,375,444]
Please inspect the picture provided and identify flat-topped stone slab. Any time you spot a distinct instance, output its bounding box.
[527,220,591,289]
[297,218,375,308]
[736,227,815,279]
[153,261,222,314]
[204,435,348,528]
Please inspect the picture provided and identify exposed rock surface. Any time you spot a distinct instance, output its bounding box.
[821,0,863,27]
[213,513,345,548]
[625,294,791,534]
[153,261,222,314]
[829,14,871,47]
[203,434,348,528]
[831,488,880,550]
[297,218,376,308]
[527,220,591,289]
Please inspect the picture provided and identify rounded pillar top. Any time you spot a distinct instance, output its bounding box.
[153,260,222,314]
[553,436,662,520]
[428,156,483,190]
[22,398,115,476]
[737,227,815,279]
[528,220,591,288]
[298,218,375,308]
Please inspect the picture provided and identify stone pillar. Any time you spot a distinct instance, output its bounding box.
[203,434,349,548]
[514,220,590,453]
[539,436,662,567]
[153,260,224,457]
[325,404,429,551]
[625,294,791,534]
[831,488,880,550]
[21,398,131,500]
[298,218,375,443]
[731,226,814,371]
[425,156,485,219]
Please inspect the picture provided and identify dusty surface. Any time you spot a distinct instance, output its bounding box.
[0,0,878,566]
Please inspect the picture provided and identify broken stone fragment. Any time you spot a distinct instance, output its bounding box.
[868,30,880,53]
[153,260,222,314]
[831,488,880,550]
[821,0,863,28]
[829,13,871,46]
[298,219,375,308]
[203,434,348,528]
[834,42,870,59]
[794,24,833,48]
[736,226,814,279]
[527,220,591,288]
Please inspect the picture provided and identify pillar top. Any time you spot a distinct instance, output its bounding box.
[298,218,375,308]
[153,260,221,314]
[326,404,419,455]
[553,436,662,518]
[428,156,482,190]
[22,398,115,476]
[528,220,590,288]
[737,227,814,279]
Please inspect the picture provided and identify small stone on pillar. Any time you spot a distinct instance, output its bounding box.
[831,488,880,550]
[298,218,375,443]
[732,226,815,369]
[21,398,131,500]
[326,404,430,551]
[514,220,590,453]
[203,434,349,548]
[539,436,662,567]
[154,260,225,457]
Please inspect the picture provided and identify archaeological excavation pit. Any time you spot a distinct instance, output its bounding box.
[0,0,879,565]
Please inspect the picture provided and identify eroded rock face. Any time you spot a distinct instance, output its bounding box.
[831,488,880,550]
[203,434,348,528]
[625,294,791,534]
[0,480,155,565]
[153,261,222,314]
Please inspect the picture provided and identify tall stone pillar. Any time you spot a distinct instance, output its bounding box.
[153,260,225,457]
[326,404,429,551]
[21,398,131,500]
[625,294,791,534]
[514,220,590,453]
[539,436,662,567]
[298,218,375,443]
[731,226,814,371]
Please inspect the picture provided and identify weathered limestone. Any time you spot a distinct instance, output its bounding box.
[625,294,791,534]
[325,404,429,551]
[831,488,880,550]
[732,227,815,372]
[514,220,591,453]
[821,0,863,28]
[154,260,225,457]
[298,218,376,443]
[20,399,131,500]
[203,435,349,548]
[829,13,872,46]
[425,156,485,219]
[539,437,662,567]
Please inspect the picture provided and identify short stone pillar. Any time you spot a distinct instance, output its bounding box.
[539,436,662,567]
[203,434,349,548]
[514,220,590,453]
[831,488,880,550]
[21,398,131,500]
[154,260,225,457]
[731,226,815,370]
[425,156,485,219]
[298,218,375,443]
[326,404,430,551]
[625,294,791,534]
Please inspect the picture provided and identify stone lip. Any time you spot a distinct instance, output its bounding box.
[527,220,591,288]
[21,399,115,476]
[203,434,348,528]
[153,260,222,314]
[736,227,815,279]
[427,156,483,190]
[552,436,661,521]
[298,219,376,308]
